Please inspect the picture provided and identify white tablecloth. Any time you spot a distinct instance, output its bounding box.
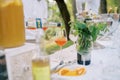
[50,43,120,80]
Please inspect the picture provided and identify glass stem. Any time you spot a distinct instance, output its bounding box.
[74,41,77,50]
[59,46,62,60]
[60,46,62,50]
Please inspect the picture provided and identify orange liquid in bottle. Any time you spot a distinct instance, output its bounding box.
[0,1,25,48]
[55,37,67,46]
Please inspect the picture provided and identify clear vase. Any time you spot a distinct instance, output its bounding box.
[76,32,93,65]
[77,50,91,65]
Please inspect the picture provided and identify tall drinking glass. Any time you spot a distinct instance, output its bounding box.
[54,29,67,60]
[69,29,78,44]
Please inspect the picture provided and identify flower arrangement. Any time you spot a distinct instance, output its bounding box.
[70,20,107,53]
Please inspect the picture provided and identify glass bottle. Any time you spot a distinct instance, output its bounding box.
[32,29,51,80]
[0,0,25,48]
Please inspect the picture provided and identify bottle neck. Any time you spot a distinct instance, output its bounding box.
[35,29,46,56]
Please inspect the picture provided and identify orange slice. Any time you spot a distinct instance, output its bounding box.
[58,68,70,75]
[58,67,86,76]
[75,67,86,75]
[64,70,78,76]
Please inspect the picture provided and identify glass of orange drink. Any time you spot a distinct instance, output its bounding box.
[54,28,67,60]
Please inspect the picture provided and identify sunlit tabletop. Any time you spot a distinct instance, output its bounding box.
[50,37,120,80]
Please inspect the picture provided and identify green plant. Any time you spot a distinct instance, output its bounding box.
[70,20,107,53]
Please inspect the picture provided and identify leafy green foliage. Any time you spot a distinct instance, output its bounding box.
[107,0,120,13]
[70,20,107,52]
[47,1,63,22]
[44,27,56,40]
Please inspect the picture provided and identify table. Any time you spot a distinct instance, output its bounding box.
[2,40,120,80]
[51,44,120,80]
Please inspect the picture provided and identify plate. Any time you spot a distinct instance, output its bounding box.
[51,64,86,80]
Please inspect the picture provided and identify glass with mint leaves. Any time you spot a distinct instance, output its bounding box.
[70,20,107,65]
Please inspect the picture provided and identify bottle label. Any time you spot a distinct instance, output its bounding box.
[36,18,42,28]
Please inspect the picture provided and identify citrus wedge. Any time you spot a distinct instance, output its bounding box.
[76,67,86,75]
[58,68,70,75]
